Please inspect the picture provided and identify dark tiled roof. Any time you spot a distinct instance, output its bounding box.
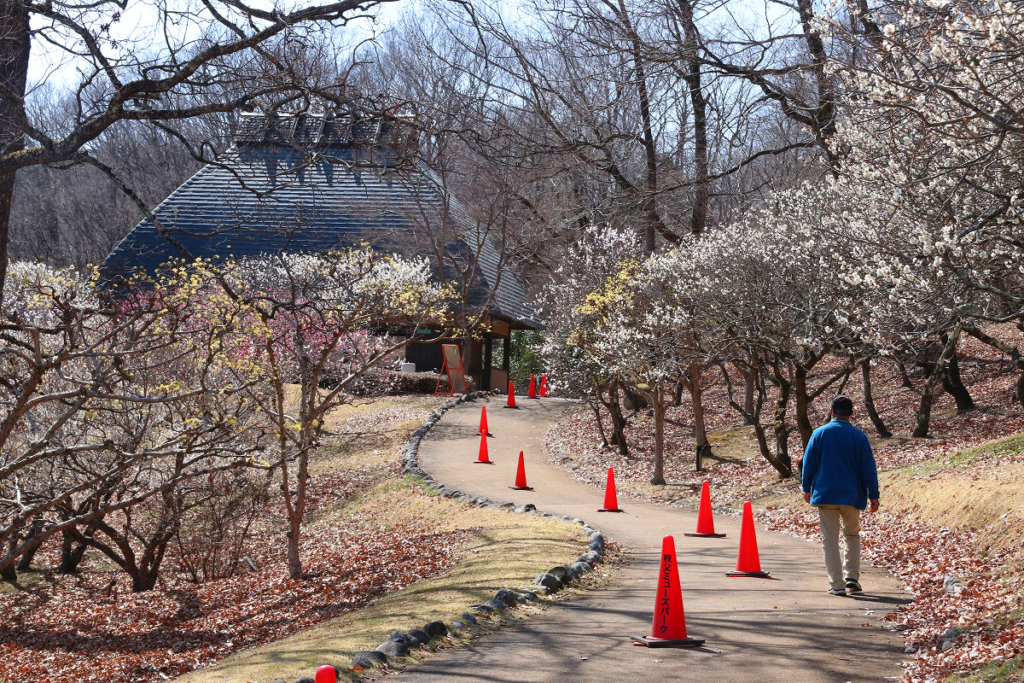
[103,115,540,329]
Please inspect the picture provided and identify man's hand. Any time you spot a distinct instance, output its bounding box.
[803,492,811,504]
[869,498,880,513]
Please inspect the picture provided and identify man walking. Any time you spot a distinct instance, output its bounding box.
[801,395,880,596]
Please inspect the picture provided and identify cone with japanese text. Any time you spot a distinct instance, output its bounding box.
[510,451,533,490]
[631,535,705,648]
[528,374,538,398]
[505,380,518,409]
[684,481,726,538]
[315,665,337,683]
[598,467,624,512]
[726,501,771,578]
[479,405,490,436]
[539,374,549,397]
[474,432,493,464]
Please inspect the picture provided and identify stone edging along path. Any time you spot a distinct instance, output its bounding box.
[277,391,607,681]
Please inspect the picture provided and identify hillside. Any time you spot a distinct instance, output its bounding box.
[0,396,588,683]
[546,331,1024,681]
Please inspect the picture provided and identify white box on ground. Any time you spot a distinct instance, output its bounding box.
[400,362,416,373]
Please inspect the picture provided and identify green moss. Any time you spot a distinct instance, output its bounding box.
[895,432,1024,476]
[946,655,1024,682]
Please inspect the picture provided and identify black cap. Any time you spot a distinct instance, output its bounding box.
[831,395,854,416]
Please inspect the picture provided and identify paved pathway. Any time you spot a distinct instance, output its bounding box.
[399,397,908,683]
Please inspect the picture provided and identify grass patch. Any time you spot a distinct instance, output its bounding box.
[946,655,1024,682]
[705,424,759,465]
[881,433,1024,552]
[308,395,447,476]
[172,484,588,683]
[917,432,1024,474]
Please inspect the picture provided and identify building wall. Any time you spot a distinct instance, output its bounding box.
[404,321,512,393]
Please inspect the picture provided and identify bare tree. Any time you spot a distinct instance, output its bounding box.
[0,0,405,300]
[225,250,450,579]
[0,262,265,583]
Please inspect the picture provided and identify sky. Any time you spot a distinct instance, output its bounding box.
[26,0,411,92]
[26,0,789,108]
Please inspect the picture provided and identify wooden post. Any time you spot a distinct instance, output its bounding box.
[483,336,493,390]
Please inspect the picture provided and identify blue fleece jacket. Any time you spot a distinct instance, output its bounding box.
[801,418,879,510]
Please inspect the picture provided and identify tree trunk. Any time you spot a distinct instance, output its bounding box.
[793,364,814,449]
[744,365,757,424]
[285,479,305,579]
[795,0,837,163]
[914,327,962,438]
[940,335,975,413]
[772,377,792,476]
[651,396,667,485]
[672,380,684,407]
[898,360,915,389]
[15,518,45,571]
[133,571,160,593]
[752,423,791,478]
[0,0,31,302]
[284,439,311,579]
[605,383,629,455]
[963,325,1024,409]
[686,363,712,471]
[612,0,663,254]
[60,530,90,574]
[131,544,168,593]
[1,535,18,582]
[589,400,609,448]
[861,358,891,438]
[676,0,709,235]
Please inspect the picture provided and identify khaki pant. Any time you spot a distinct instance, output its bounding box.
[816,504,861,590]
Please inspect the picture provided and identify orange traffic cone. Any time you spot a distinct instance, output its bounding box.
[510,451,533,490]
[528,374,538,398]
[315,665,337,683]
[539,374,549,397]
[474,432,493,464]
[631,535,705,648]
[685,481,726,538]
[479,405,490,436]
[598,467,624,512]
[505,380,518,409]
[726,501,770,578]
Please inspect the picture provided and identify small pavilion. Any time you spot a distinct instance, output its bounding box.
[103,110,540,391]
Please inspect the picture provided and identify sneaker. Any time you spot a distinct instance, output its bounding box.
[828,587,847,596]
[845,578,863,594]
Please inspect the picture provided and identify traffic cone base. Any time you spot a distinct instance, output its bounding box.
[630,635,706,648]
[511,451,531,489]
[731,501,768,576]
[726,569,771,578]
[479,405,491,436]
[599,467,623,512]
[476,434,492,464]
[505,381,518,409]
[692,481,721,537]
[631,535,704,648]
